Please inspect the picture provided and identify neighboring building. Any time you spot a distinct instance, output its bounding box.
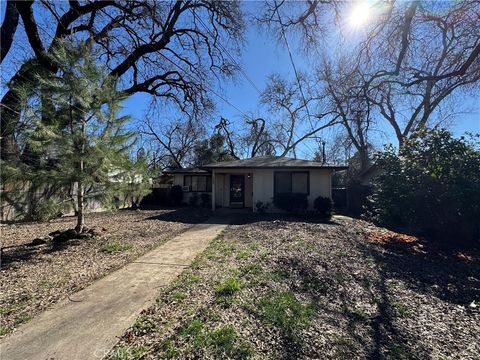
[165,156,347,212]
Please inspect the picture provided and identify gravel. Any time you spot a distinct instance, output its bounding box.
[0,208,210,337]
[109,215,480,360]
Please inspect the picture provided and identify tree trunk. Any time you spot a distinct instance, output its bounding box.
[75,159,84,233]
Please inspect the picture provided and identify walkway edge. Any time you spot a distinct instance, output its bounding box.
[0,217,230,360]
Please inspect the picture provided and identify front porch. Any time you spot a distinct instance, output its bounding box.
[211,171,254,211]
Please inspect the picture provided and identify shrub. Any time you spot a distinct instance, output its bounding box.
[314,196,333,219]
[170,185,183,206]
[273,193,308,213]
[200,193,211,207]
[255,201,269,213]
[189,193,199,206]
[30,198,62,221]
[367,128,480,245]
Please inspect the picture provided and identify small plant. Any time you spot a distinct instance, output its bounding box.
[13,312,31,326]
[101,242,133,253]
[0,326,10,336]
[314,196,333,219]
[256,291,315,337]
[30,198,63,222]
[206,326,254,358]
[132,315,156,335]
[215,277,242,296]
[110,345,150,360]
[255,201,269,213]
[200,193,211,207]
[189,193,199,206]
[273,193,308,213]
[180,319,204,341]
[170,185,183,206]
[393,302,411,318]
[170,291,188,301]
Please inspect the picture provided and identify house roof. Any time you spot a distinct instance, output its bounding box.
[163,167,209,175]
[202,156,348,170]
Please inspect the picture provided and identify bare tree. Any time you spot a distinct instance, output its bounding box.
[260,74,339,157]
[142,117,205,170]
[258,0,480,154]
[1,0,245,160]
[319,62,374,173]
[214,116,277,159]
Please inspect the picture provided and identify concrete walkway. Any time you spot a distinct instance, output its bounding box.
[0,216,231,360]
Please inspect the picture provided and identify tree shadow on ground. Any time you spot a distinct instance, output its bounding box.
[271,249,433,359]
[358,239,480,306]
[143,207,213,224]
[1,239,86,268]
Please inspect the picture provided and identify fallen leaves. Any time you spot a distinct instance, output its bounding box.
[0,208,205,337]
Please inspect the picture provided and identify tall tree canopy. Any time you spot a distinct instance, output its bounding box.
[1,0,245,161]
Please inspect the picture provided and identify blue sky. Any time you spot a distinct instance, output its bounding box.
[122,1,479,158]
[2,1,479,159]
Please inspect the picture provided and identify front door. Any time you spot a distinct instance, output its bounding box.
[230,175,244,208]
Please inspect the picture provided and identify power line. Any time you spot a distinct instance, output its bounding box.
[97,8,256,122]
[273,0,323,152]
[189,8,262,95]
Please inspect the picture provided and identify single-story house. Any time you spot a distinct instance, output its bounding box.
[165,156,347,212]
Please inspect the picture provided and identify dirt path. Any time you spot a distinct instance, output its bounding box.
[0,216,231,360]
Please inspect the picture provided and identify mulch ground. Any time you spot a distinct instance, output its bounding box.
[108,215,480,360]
[0,208,210,337]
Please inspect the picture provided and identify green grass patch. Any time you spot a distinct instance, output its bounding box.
[215,277,243,297]
[206,326,253,359]
[0,326,11,336]
[393,302,411,318]
[389,344,410,359]
[256,291,315,337]
[159,340,180,359]
[110,345,150,360]
[13,312,31,326]
[236,250,251,260]
[131,315,156,335]
[170,291,188,301]
[101,242,133,253]
[178,320,253,358]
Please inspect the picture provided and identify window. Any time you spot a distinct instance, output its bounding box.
[274,171,309,195]
[184,175,212,192]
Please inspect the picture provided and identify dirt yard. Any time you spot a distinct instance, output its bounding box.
[109,215,480,360]
[0,208,210,337]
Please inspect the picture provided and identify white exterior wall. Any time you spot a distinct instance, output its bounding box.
[174,169,332,211]
[252,168,333,212]
[172,174,211,204]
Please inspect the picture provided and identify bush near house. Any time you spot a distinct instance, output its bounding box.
[200,193,211,208]
[189,193,199,206]
[367,128,480,245]
[273,193,308,213]
[170,185,183,206]
[314,196,333,219]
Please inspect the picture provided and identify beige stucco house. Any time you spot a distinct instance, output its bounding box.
[166,156,347,212]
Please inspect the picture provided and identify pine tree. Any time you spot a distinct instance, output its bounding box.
[17,41,150,232]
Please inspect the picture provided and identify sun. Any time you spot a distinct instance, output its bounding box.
[349,2,371,28]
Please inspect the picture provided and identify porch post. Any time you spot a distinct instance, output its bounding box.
[211,170,216,211]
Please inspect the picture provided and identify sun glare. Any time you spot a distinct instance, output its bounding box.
[349,2,371,28]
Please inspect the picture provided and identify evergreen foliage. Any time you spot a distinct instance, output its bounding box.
[313,196,333,219]
[367,128,480,245]
[1,41,150,228]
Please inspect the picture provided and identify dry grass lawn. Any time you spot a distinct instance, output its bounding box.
[0,208,210,337]
[109,215,480,360]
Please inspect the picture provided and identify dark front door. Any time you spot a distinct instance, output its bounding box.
[230,175,244,207]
